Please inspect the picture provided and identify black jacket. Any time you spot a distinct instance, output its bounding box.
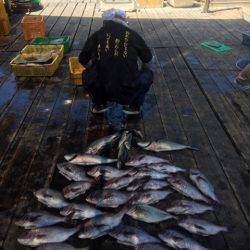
[79,21,152,101]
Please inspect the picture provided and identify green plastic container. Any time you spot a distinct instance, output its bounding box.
[30,36,71,53]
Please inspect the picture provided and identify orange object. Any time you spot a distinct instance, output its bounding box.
[0,0,10,35]
[21,15,45,41]
[0,17,10,35]
[0,0,8,18]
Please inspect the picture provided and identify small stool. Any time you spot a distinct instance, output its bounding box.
[21,15,45,41]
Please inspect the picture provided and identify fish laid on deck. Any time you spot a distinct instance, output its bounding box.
[18,226,79,247]
[103,175,138,190]
[135,167,170,179]
[166,199,214,215]
[110,225,161,246]
[78,205,130,239]
[60,203,103,220]
[178,218,228,236]
[126,178,150,191]
[86,190,133,208]
[15,212,66,229]
[158,230,210,250]
[126,154,170,166]
[57,163,91,181]
[189,169,219,203]
[62,181,94,199]
[146,163,186,174]
[34,188,68,209]
[137,139,199,152]
[132,190,172,205]
[64,154,117,165]
[85,132,120,155]
[167,177,210,203]
[87,165,135,180]
[143,179,169,190]
[127,204,176,223]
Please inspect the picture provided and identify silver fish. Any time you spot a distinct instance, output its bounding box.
[126,154,170,167]
[86,190,133,208]
[167,177,209,203]
[147,163,186,174]
[62,181,94,199]
[144,179,169,190]
[34,188,68,209]
[17,226,78,247]
[137,139,198,152]
[118,130,132,149]
[158,230,210,250]
[117,131,132,169]
[178,218,228,236]
[126,178,149,191]
[85,132,120,155]
[117,144,129,169]
[135,168,169,179]
[57,163,90,181]
[15,212,66,229]
[60,203,103,220]
[104,175,138,190]
[64,154,117,166]
[127,205,176,223]
[166,199,214,215]
[37,243,89,250]
[189,169,219,203]
[133,191,172,205]
[79,225,110,240]
[87,165,135,180]
[78,206,129,239]
[109,225,161,246]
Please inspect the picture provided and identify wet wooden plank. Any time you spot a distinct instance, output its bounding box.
[193,69,250,167]
[165,45,250,228]
[0,77,44,165]
[144,8,176,48]
[156,48,250,249]
[156,8,189,47]
[49,3,77,37]
[62,3,86,49]
[72,3,95,50]
[0,82,62,249]
[89,6,102,36]
[2,72,75,250]
[0,52,17,86]
[137,9,162,48]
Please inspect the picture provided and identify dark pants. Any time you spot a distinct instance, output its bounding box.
[84,68,153,109]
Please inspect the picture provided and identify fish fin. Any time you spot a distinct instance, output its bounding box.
[117,240,134,246]
[188,146,199,151]
[221,226,228,232]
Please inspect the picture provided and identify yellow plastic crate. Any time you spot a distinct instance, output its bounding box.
[69,57,85,85]
[21,45,64,61]
[10,53,62,77]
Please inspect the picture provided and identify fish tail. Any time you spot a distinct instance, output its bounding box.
[221,226,228,232]
[188,146,199,151]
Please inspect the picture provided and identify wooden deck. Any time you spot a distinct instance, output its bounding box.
[0,1,250,249]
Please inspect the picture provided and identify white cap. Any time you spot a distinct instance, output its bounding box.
[102,8,127,25]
